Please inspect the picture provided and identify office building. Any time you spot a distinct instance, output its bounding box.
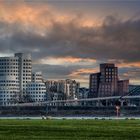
[0,53,46,106]
[89,63,129,97]
[98,64,118,97]
[117,80,129,96]
[89,73,100,97]
[14,53,32,98]
[26,72,47,102]
[0,53,32,105]
[45,79,80,100]
[0,56,20,105]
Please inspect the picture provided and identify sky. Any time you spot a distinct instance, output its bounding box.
[0,0,140,87]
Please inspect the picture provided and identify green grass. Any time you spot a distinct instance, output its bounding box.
[0,119,140,140]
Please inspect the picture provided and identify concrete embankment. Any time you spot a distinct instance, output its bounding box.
[0,106,140,117]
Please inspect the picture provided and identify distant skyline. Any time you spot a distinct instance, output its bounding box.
[0,0,140,87]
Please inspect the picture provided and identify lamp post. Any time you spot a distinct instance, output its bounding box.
[116,105,120,117]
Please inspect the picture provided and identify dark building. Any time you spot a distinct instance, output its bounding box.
[89,73,100,97]
[89,63,129,97]
[99,63,118,97]
[117,80,129,96]
[129,85,140,92]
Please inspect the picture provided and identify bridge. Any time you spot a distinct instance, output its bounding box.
[10,86,140,107]
[12,95,140,107]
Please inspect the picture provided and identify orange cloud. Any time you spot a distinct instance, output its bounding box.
[0,2,52,30]
[117,62,140,68]
[108,59,140,68]
[0,1,101,32]
[33,57,96,65]
[69,68,98,78]
[67,68,99,87]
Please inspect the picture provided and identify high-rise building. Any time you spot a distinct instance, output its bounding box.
[0,56,20,105]
[14,53,32,98]
[89,63,129,97]
[0,53,46,106]
[89,73,100,97]
[98,63,118,97]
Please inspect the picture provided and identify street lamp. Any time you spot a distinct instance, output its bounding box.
[116,105,120,117]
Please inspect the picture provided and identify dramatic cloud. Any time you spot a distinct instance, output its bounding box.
[33,64,99,87]
[0,1,140,86]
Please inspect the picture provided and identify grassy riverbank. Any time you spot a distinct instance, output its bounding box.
[0,119,140,140]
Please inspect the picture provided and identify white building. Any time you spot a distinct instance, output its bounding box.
[26,72,47,102]
[0,56,20,105]
[63,79,80,99]
[32,72,42,82]
[0,53,46,106]
[26,82,46,102]
[14,53,32,98]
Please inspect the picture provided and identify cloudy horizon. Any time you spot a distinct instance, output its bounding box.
[0,0,140,87]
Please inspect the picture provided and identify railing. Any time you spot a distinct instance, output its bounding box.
[10,95,140,106]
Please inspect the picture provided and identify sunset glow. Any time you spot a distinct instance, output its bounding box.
[0,0,140,87]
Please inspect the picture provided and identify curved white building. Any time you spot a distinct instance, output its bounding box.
[15,53,32,98]
[26,72,47,102]
[26,82,47,102]
[0,57,20,106]
[0,53,47,106]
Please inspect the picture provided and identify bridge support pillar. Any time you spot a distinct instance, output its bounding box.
[97,100,102,107]
[106,100,108,106]
[121,101,124,107]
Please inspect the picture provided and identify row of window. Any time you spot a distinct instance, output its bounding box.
[29,95,46,97]
[0,74,19,76]
[23,63,31,65]
[23,67,32,69]
[23,70,32,73]
[0,80,18,83]
[0,94,17,97]
[1,102,16,105]
[104,68,116,71]
[32,98,46,101]
[0,70,18,72]
[23,81,31,83]
[0,59,31,62]
[23,77,31,80]
[23,60,31,62]
[23,74,31,76]
[0,84,19,86]
[28,84,45,86]
[32,74,42,77]
[0,66,18,69]
[0,59,18,61]
[0,88,19,90]
[0,69,31,73]
[0,65,19,69]
[27,88,46,90]
[0,63,18,65]
[32,78,42,80]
